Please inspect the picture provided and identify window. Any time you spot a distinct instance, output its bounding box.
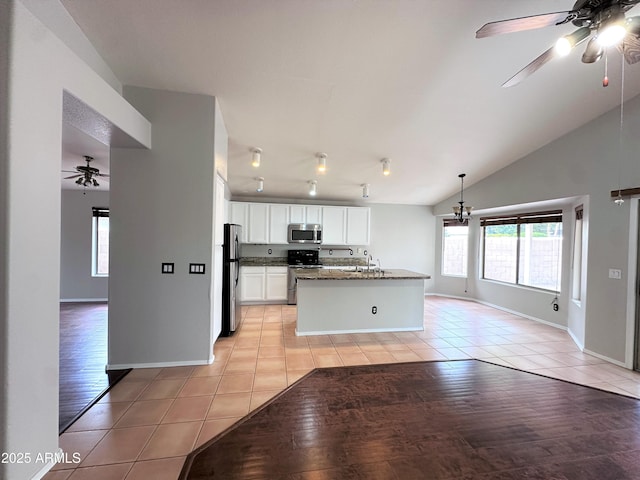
[571,206,583,301]
[481,210,562,291]
[92,207,109,276]
[442,219,469,277]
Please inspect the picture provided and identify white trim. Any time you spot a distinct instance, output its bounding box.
[625,197,639,369]
[567,328,585,351]
[59,298,108,303]
[426,292,474,301]
[107,357,214,370]
[428,293,567,331]
[474,299,567,331]
[295,326,422,337]
[583,348,627,368]
[30,448,63,480]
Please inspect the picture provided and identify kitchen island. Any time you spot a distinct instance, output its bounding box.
[293,268,430,336]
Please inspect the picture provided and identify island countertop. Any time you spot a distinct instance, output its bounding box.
[293,268,430,281]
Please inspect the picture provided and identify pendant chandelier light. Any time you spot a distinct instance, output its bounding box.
[452,173,473,223]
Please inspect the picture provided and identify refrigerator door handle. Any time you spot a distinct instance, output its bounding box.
[234,261,239,287]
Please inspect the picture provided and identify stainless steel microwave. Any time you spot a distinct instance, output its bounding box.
[288,223,322,244]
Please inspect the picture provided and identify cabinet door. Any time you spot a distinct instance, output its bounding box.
[248,203,269,244]
[321,207,347,245]
[268,204,290,244]
[305,206,322,225]
[346,207,371,245]
[265,267,288,301]
[289,205,306,224]
[240,267,265,302]
[229,202,248,243]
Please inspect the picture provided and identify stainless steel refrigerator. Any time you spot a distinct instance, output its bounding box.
[222,223,242,336]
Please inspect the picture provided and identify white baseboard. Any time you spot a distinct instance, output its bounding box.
[425,292,474,301]
[567,328,585,351]
[428,294,634,370]
[30,448,63,480]
[295,326,423,337]
[60,298,108,303]
[474,299,567,331]
[107,357,214,370]
[583,348,627,368]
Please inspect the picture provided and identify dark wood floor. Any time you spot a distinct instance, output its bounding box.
[181,360,640,480]
[59,302,128,433]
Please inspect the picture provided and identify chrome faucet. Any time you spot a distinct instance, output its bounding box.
[367,254,373,272]
[376,258,382,275]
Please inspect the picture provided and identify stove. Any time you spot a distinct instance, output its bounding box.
[287,250,320,304]
[287,249,321,267]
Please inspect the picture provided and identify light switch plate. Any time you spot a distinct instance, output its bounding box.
[609,268,622,279]
[161,263,174,274]
[189,263,206,274]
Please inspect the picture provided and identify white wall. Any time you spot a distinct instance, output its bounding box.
[1,2,150,478]
[108,86,218,369]
[434,93,640,366]
[368,204,434,291]
[60,190,109,301]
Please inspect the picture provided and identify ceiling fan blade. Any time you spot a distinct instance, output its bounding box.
[617,16,640,64]
[63,174,82,179]
[502,46,556,88]
[618,35,640,64]
[476,11,573,38]
[582,37,603,63]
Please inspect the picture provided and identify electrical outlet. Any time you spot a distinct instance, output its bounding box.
[609,268,622,280]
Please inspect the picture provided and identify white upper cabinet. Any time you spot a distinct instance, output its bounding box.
[248,203,269,243]
[289,205,306,224]
[305,206,323,225]
[231,202,369,245]
[229,202,248,243]
[321,206,347,245]
[268,204,289,244]
[346,207,371,245]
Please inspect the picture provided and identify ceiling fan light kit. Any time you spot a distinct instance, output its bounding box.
[64,155,108,193]
[476,0,640,87]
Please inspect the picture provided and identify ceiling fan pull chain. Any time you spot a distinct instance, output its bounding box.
[603,51,609,87]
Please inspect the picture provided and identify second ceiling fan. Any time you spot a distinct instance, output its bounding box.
[477,0,640,87]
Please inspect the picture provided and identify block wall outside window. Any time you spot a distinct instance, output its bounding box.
[442,221,469,277]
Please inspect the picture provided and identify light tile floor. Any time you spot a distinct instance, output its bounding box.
[44,296,640,479]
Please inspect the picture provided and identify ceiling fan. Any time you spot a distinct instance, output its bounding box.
[476,0,640,87]
[63,155,109,188]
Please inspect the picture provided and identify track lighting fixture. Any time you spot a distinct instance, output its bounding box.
[362,183,370,198]
[256,177,264,193]
[381,158,391,176]
[316,153,327,173]
[251,147,262,168]
[308,180,317,196]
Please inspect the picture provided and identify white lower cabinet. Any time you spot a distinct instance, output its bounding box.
[265,267,288,301]
[240,266,288,303]
[239,266,266,302]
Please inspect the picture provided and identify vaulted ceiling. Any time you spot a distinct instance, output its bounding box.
[60,0,640,204]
